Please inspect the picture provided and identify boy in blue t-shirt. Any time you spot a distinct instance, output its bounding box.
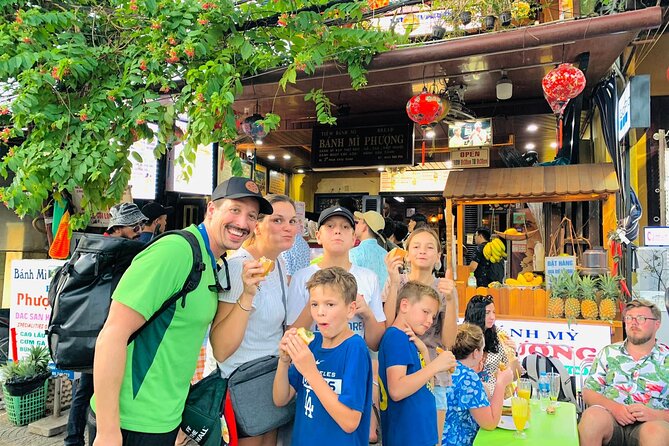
[273,267,372,446]
[379,281,457,446]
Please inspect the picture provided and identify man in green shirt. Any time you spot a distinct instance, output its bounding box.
[91,177,273,446]
[579,299,669,446]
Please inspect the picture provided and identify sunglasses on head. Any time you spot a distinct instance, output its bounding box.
[208,255,232,293]
[472,294,494,304]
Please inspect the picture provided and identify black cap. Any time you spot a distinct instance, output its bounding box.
[318,206,355,228]
[141,202,174,221]
[211,177,273,215]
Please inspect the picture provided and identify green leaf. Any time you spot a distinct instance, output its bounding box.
[240,41,254,60]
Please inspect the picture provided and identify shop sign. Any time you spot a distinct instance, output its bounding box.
[311,123,414,170]
[269,170,287,194]
[379,169,450,193]
[254,163,267,194]
[497,318,611,387]
[128,134,158,200]
[457,316,611,387]
[447,147,490,168]
[617,75,650,142]
[166,120,214,195]
[544,256,576,288]
[9,260,63,362]
[644,226,669,246]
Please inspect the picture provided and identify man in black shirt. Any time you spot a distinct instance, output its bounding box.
[469,226,502,286]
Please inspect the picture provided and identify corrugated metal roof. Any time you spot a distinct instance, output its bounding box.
[443,163,619,203]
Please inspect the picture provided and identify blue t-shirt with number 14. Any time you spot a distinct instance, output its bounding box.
[288,332,372,446]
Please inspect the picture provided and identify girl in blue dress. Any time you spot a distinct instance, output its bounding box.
[442,323,513,446]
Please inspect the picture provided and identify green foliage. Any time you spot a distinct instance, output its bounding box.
[0,345,50,383]
[0,0,402,226]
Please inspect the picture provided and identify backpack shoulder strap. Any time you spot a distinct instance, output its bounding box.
[128,230,206,344]
[546,356,577,404]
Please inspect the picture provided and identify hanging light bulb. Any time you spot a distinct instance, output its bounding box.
[425,127,436,139]
[496,70,513,100]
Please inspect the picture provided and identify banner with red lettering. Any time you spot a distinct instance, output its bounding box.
[460,317,612,388]
[9,259,65,362]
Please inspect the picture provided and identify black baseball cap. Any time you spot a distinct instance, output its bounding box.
[211,177,273,215]
[141,202,174,221]
[318,206,355,228]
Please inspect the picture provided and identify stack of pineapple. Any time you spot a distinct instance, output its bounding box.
[546,271,621,321]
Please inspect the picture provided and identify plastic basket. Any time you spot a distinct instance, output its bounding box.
[2,380,48,426]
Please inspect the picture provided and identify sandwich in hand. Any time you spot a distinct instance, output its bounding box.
[296,327,315,345]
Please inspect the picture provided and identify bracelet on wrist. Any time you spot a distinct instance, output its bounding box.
[236,298,252,312]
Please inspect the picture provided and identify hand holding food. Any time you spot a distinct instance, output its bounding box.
[389,247,407,261]
[433,348,457,374]
[258,256,274,276]
[436,347,456,373]
[296,327,315,345]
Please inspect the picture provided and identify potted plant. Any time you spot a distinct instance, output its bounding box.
[1,346,51,426]
[498,0,513,26]
[455,0,477,25]
[511,0,532,25]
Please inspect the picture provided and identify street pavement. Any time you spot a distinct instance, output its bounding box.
[0,411,70,446]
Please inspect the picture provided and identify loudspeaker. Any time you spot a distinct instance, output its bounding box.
[362,196,382,213]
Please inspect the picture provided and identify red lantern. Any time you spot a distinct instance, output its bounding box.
[406,87,444,128]
[542,63,586,103]
[544,93,567,116]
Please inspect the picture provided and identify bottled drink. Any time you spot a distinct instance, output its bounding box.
[538,372,550,410]
[467,272,477,288]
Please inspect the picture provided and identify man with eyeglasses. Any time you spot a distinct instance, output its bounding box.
[578,299,669,446]
[90,177,272,446]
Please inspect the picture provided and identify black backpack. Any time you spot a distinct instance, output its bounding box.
[46,230,205,372]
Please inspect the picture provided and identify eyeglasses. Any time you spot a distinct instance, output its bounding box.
[623,315,658,324]
[472,294,494,304]
[131,224,143,233]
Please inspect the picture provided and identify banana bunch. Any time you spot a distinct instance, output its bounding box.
[483,238,507,264]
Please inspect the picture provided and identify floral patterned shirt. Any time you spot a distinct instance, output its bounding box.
[584,341,669,410]
[442,361,490,446]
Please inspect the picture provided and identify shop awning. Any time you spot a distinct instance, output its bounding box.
[443,163,619,204]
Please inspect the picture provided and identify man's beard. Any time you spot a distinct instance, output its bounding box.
[627,331,653,345]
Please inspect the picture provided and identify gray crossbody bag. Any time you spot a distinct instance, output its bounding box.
[227,261,296,437]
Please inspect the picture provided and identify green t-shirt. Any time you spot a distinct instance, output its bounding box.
[91,225,218,433]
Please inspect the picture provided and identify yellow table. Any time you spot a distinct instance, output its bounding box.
[474,402,579,446]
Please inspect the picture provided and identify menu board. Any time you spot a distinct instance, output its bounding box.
[311,123,414,170]
[269,170,287,195]
[380,169,450,193]
[254,163,267,194]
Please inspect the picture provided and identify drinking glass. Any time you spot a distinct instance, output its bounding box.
[517,378,532,400]
[511,396,529,438]
[547,372,560,409]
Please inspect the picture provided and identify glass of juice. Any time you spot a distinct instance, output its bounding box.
[517,378,532,400]
[511,396,530,439]
[547,372,560,409]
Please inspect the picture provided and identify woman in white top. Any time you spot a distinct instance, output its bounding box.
[213,194,299,446]
[382,226,458,443]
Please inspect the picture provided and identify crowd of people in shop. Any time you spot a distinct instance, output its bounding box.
[65,176,667,446]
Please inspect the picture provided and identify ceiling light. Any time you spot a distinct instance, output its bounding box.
[377,166,385,172]
[425,128,436,139]
[297,168,304,174]
[525,143,535,150]
[254,138,263,145]
[550,142,558,149]
[283,154,291,160]
[246,150,253,157]
[267,154,276,160]
[496,71,513,101]
[445,160,454,169]
[527,124,538,132]
[393,196,405,203]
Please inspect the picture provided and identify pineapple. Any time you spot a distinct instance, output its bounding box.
[598,274,620,321]
[564,272,581,319]
[547,271,566,318]
[580,275,599,319]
